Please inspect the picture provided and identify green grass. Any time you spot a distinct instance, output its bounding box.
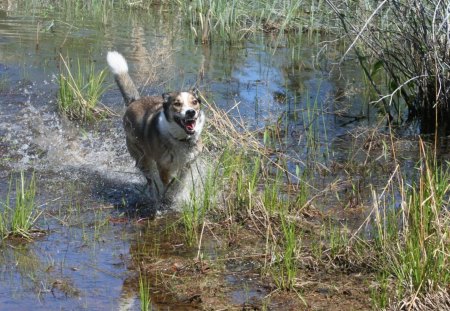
[370,271,390,309]
[181,99,309,292]
[22,0,128,22]
[368,141,450,305]
[0,171,42,240]
[301,83,329,161]
[272,211,300,290]
[328,220,349,260]
[139,271,152,311]
[181,198,203,247]
[262,169,283,215]
[22,0,334,44]
[394,160,448,291]
[182,161,220,246]
[58,55,112,122]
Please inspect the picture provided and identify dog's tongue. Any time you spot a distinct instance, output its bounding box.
[185,120,196,131]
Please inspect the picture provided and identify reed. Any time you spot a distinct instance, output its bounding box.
[177,0,332,43]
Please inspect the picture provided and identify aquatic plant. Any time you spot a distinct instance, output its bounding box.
[23,0,127,22]
[327,220,349,260]
[0,172,42,240]
[183,97,309,289]
[370,271,390,309]
[126,90,448,308]
[302,84,329,161]
[262,168,283,215]
[177,0,333,43]
[58,55,113,122]
[330,0,450,134]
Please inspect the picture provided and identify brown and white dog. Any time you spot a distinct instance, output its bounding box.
[106,51,205,200]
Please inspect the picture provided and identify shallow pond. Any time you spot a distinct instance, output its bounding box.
[0,1,419,310]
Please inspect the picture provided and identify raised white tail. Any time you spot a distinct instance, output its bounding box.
[106,51,140,106]
[107,51,129,75]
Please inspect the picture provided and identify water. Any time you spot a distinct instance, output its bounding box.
[0,1,388,310]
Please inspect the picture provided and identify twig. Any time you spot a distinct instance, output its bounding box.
[340,0,388,63]
[195,220,206,261]
[370,75,428,106]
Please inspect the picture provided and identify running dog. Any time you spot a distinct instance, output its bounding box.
[106,51,205,200]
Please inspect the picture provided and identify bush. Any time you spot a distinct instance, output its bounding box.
[333,0,450,134]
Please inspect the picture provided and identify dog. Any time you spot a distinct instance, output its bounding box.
[106,51,205,201]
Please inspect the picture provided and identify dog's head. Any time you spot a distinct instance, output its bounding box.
[162,88,203,136]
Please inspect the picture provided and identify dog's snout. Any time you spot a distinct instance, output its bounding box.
[185,109,196,118]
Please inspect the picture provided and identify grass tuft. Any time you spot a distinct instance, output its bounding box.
[0,171,42,240]
[139,271,152,311]
[271,212,300,291]
[58,55,113,122]
[369,139,450,306]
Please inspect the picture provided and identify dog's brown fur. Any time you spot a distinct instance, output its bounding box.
[107,51,205,197]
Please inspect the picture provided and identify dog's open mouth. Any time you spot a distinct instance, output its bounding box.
[174,116,197,135]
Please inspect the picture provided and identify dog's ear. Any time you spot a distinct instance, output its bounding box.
[162,93,173,120]
[191,88,201,103]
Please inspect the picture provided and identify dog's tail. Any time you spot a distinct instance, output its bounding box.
[106,51,140,106]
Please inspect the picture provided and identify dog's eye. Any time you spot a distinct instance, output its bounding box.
[174,101,181,107]
[192,99,199,105]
